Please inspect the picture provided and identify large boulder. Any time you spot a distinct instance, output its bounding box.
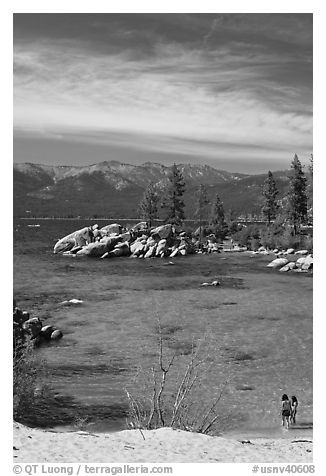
[54,227,93,254]
[132,243,146,257]
[150,224,173,241]
[285,248,295,255]
[296,257,306,268]
[131,221,149,233]
[130,239,143,254]
[288,261,297,269]
[279,262,297,272]
[107,244,131,258]
[144,244,157,258]
[118,231,132,243]
[155,239,167,256]
[146,236,157,247]
[40,325,55,340]
[23,317,42,338]
[295,249,309,255]
[170,248,180,257]
[76,242,109,257]
[51,329,63,340]
[99,223,123,236]
[267,258,289,269]
[99,235,121,248]
[301,255,313,270]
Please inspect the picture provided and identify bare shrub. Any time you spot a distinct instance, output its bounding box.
[125,324,231,435]
[73,415,89,431]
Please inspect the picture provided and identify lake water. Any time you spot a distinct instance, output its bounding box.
[13,219,313,438]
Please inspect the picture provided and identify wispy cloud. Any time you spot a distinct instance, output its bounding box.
[13,14,312,169]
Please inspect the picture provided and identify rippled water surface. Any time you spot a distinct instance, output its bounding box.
[13,219,313,436]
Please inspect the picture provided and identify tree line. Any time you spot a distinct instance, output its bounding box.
[138,154,313,240]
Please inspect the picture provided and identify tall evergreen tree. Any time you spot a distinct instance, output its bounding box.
[262,171,279,224]
[307,154,313,222]
[287,154,308,234]
[194,184,210,243]
[209,193,228,240]
[161,164,185,225]
[137,182,159,227]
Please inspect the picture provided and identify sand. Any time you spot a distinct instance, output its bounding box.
[13,423,313,463]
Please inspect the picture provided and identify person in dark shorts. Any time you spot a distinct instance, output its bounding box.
[290,396,298,424]
[281,394,292,429]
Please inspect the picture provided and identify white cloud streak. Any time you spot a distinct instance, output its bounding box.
[13,38,312,163]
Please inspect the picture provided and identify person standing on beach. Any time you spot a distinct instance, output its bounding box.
[281,394,292,429]
[290,396,298,424]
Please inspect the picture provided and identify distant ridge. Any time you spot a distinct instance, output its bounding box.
[13,160,291,219]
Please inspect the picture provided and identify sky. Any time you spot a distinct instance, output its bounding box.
[13,13,313,173]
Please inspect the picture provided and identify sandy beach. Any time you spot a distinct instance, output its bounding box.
[13,423,313,463]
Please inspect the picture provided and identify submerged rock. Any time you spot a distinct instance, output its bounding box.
[51,329,63,340]
[60,299,84,305]
[40,325,55,340]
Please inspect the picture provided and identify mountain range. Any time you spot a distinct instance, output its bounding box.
[13,160,292,219]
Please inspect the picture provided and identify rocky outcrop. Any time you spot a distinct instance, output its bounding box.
[13,300,63,348]
[53,222,312,265]
[54,222,196,260]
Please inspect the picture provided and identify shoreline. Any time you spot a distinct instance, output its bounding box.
[13,422,313,463]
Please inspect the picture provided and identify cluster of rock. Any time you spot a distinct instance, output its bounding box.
[13,300,63,348]
[267,251,313,272]
[249,247,310,256]
[54,222,198,259]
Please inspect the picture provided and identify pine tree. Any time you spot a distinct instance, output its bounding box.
[287,154,308,234]
[137,182,159,228]
[262,171,279,224]
[209,193,228,240]
[194,184,210,244]
[307,154,313,222]
[161,164,185,225]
